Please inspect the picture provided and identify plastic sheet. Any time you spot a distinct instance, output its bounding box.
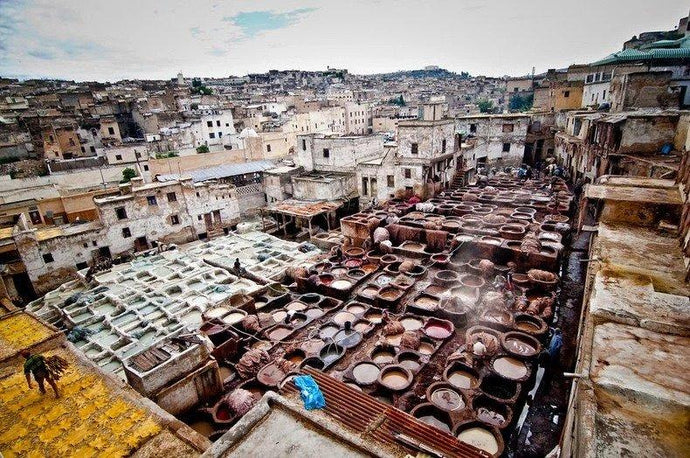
[293,375,326,410]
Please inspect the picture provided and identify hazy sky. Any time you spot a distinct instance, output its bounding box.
[0,0,688,81]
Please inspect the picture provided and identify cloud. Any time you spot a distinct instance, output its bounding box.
[27,49,55,60]
[224,8,317,38]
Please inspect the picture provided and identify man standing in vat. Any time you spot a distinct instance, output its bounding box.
[20,350,63,399]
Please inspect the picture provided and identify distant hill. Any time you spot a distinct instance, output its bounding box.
[376,68,470,80]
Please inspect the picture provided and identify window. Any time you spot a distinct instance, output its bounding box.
[209,133,215,139]
[197,215,202,220]
[147,196,157,206]
[49,135,54,142]
[502,143,511,152]
[387,175,395,188]
[218,132,222,137]
[171,215,180,225]
[92,241,97,246]
[411,143,418,154]
[108,127,115,135]
[135,152,141,158]
[502,124,514,133]
[225,123,230,127]
[43,253,54,263]
[167,192,177,202]
[602,89,606,99]
[115,207,127,220]
[216,120,221,127]
[266,144,271,153]
[115,154,122,161]
[28,209,41,224]
[564,91,570,98]
[470,124,477,133]
[196,192,200,197]
[81,146,85,153]
[90,146,96,153]
[302,139,307,150]
[323,148,330,158]
[442,139,447,153]
[404,168,412,179]
[361,177,368,196]
[122,227,131,238]
[207,121,213,127]
[76,261,88,270]
[83,242,88,248]
[143,164,149,171]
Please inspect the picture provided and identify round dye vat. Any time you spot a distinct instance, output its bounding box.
[353,320,372,333]
[301,293,321,304]
[397,352,421,372]
[346,303,367,315]
[268,326,292,341]
[334,329,362,348]
[344,258,363,268]
[386,333,403,346]
[504,337,537,357]
[285,350,306,365]
[430,387,465,411]
[189,420,215,437]
[447,370,477,390]
[418,341,435,355]
[272,310,288,322]
[305,308,324,320]
[477,407,506,427]
[414,295,438,310]
[221,312,246,326]
[254,299,268,309]
[331,279,353,290]
[360,286,379,298]
[252,340,272,351]
[333,311,357,326]
[424,320,453,340]
[378,366,412,391]
[286,301,307,311]
[319,325,339,340]
[352,362,380,385]
[301,339,324,355]
[348,269,365,278]
[318,274,334,286]
[493,356,528,380]
[400,317,423,331]
[418,416,451,433]
[457,427,499,455]
[205,307,229,318]
[330,267,348,277]
[320,344,343,366]
[371,348,396,364]
[364,310,383,324]
[515,320,540,332]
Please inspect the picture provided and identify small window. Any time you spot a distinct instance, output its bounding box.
[207,121,213,127]
[115,154,122,161]
[502,143,511,152]
[564,90,570,98]
[90,146,96,153]
[171,215,180,225]
[108,127,115,135]
[81,146,85,153]
[147,196,157,206]
[76,262,88,270]
[216,120,221,127]
[143,164,149,171]
[361,177,368,196]
[404,169,412,179]
[167,192,177,202]
[43,253,54,263]
[470,124,477,133]
[196,192,200,197]
[323,148,330,158]
[122,227,131,238]
[135,152,141,158]
[197,215,202,220]
[209,133,215,139]
[115,207,127,220]
[225,123,230,127]
[442,139,447,153]
[92,241,97,246]
[502,124,514,133]
[387,175,394,188]
[411,143,418,154]
[82,242,88,248]
[49,135,54,142]
[302,139,307,150]
[218,132,222,137]
[266,144,271,153]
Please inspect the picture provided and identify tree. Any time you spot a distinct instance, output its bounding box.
[196,145,209,154]
[509,93,534,112]
[478,99,494,113]
[121,167,137,183]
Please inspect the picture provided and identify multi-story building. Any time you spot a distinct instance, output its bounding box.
[455,114,529,169]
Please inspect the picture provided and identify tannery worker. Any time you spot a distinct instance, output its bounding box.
[21,350,61,398]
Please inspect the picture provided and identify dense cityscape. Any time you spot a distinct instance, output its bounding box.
[0,6,688,458]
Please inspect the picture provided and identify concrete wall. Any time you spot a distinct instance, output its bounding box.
[292,174,356,201]
[296,134,384,173]
[456,115,528,166]
[397,120,455,160]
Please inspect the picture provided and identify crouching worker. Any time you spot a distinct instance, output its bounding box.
[21,350,65,398]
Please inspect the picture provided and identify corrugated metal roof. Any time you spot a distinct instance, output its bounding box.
[156,160,275,183]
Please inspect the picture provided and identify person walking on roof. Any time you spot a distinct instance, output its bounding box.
[21,350,61,398]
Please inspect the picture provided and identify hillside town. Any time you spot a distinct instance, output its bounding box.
[0,9,689,458]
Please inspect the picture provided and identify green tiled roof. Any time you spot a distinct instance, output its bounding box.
[591,36,690,65]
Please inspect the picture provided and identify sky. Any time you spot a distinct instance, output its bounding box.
[0,0,688,81]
